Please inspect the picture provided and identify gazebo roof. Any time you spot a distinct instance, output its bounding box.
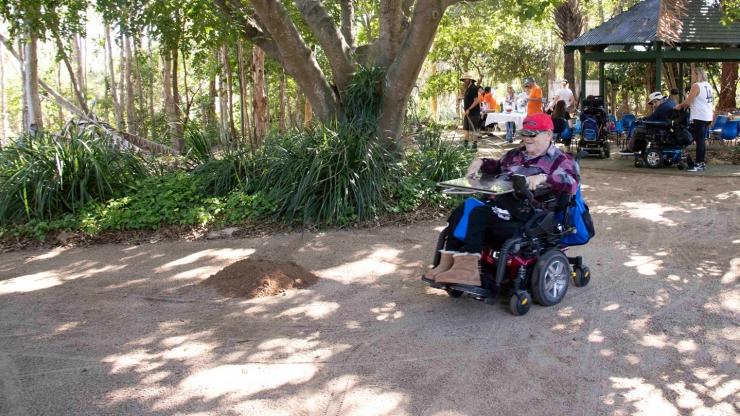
[567,0,740,49]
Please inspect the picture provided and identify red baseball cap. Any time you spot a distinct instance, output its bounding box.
[520,113,554,136]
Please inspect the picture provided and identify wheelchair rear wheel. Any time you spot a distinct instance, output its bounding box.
[531,250,570,306]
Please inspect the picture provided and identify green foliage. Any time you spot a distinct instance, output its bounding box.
[386,124,472,213]
[76,172,223,232]
[0,125,148,225]
[252,123,394,225]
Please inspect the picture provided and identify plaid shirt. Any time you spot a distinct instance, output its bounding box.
[480,144,579,195]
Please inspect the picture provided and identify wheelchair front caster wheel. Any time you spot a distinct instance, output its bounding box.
[572,266,591,287]
[445,288,463,298]
[509,292,532,316]
[634,158,644,168]
[677,162,686,170]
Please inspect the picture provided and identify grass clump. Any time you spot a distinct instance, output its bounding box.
[0,125,148,225]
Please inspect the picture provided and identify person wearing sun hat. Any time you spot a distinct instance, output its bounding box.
[460,71,481,149]
[618,91,676,155]
[426,112,579,286]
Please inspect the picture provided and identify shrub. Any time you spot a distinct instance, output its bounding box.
[0,125,148,225]
[77,172,224,232]
[252,123,395,225]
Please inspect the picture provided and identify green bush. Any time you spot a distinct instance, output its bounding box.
[252,123,395,225]
[0,125,149,225]
[77,172,224,232]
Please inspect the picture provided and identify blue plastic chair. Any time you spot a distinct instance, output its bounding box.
[621,114,637,139]
[720,120,739,145]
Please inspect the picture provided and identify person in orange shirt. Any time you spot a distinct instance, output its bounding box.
[482,87,498,112]
[523,77,544,116]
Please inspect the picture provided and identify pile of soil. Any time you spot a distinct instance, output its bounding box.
[201,258,319,299]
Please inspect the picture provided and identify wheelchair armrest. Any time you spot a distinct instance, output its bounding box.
[640,120,671,128]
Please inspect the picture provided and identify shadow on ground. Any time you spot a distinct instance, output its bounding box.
[0,170,738,416]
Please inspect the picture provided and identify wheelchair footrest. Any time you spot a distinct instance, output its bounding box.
[446,283,492,298]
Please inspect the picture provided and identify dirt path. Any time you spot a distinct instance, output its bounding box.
[1,169,738,416]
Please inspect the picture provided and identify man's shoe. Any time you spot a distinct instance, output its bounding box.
[472,142,478,150]
[435,253,481,286]
[687,162,706,172]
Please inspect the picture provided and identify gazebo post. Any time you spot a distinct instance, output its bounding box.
[654,41,663,92]
[580,49,587,108]
[599,61,606,99]
[678,62,685,102]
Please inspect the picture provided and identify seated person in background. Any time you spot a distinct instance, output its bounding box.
[550,100,572,145]
[481,86,499,130]
[424,113,579,286]
[619,91,676,155]
[482,87,498,112]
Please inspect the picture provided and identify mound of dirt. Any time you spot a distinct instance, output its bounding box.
[202,258,319,299]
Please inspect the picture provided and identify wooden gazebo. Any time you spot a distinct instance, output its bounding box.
[566,0,740,105]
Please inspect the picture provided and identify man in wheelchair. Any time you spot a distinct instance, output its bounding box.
[618,91,676,155]
[425,113,579,288]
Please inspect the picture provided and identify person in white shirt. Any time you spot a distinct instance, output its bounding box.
[676,67,714,172]
[550,79,575,112]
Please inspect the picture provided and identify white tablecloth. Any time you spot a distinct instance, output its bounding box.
[484,112,526,129]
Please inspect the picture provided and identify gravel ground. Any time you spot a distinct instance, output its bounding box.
[0,168,738,416]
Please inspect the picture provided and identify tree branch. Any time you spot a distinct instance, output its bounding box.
[379,0,451,139]
[248,0,338,121]
[213,0,282,59]
[339,0,355,50]
[294,0,355,92]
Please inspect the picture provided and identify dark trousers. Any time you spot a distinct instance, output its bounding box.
[690,120,710,163]
[445,200,524,253]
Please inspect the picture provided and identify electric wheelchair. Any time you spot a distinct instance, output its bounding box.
[423,171,593,316]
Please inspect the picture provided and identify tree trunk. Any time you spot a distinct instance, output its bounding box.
[162,49,183,153]
[279,71,287,132]
[72,34,86,97]
[57,62,64,125]
[252,45,268,146]
[218,48,229,142]
[134,41,146,138]
[50,26,90,115]
[718,62,738,111]
[0,47,5,146]
[181,49,193,133]
[303,96,312,128]
[23,33,43,134]
[222,44,238,140]
[377,0,448,144]
[236,42,251,141]
[171,48,184,150]
[124,35,138,137]
[105,25,123,130]
[19,39,28,132]
[340,0,355,49]
[206,75,217,129]
[564,52,575,88]
[147,39,155,138]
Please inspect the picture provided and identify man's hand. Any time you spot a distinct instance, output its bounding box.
[466,159,483,178]
[527,173,548,190]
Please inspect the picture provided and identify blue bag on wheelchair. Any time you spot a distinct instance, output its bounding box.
[560,187,595,246]
[582,117,599,141]
[453,197,485,241]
